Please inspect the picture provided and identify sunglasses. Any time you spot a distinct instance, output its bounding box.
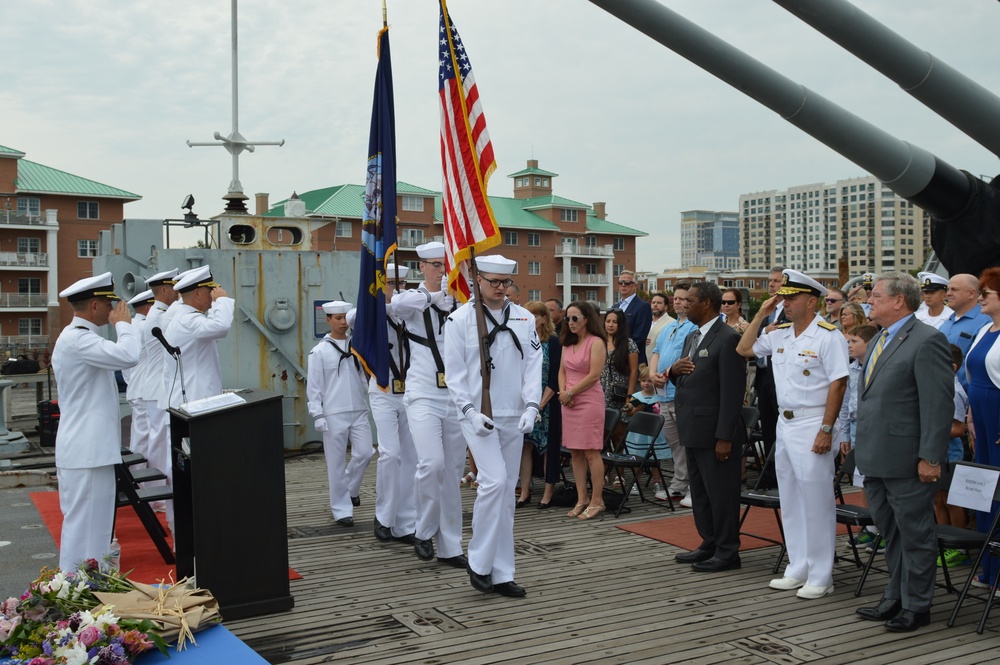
[721,300,737,305]
[825,298,842,304]
[567,315,584,322]
[482,277,514,289]
[618,280,635,286]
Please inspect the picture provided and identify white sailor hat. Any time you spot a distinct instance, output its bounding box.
[146,268,179,288]
[127,289,155,307]
[173,265,219,293]
[322,300,353,315]
[415,241,445,260]
[861,272,877,288]
[776,269,827,298]
[385,264,410,279]
[918,271,948,292]
[475,254,517,275]
[59,272,121,302]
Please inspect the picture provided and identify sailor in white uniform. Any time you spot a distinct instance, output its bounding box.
[136,269,179,503]
[914,272,954,330]
[52,272,140,571]
[307,300,374,526]
[123,290,155,462]
[445,255,541,597]
[391,241,467,566]
[162,265,235,407]
[738,269,850,599]
[367,265,419,543]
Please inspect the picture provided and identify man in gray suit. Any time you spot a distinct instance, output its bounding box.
[854,272,953,632]
[670,281,747,572]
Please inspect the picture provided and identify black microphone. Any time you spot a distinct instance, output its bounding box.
[150,327,181,356]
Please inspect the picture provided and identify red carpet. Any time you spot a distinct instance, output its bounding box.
[618,491,868,552]
[30,491,301,583]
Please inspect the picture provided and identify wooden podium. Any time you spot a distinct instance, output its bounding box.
[170,389,293,619]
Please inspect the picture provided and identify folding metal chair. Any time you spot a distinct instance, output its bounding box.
[601,411,670,517]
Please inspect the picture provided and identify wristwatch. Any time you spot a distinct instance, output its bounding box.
[820,424,833,434]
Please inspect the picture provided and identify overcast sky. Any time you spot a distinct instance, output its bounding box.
[5,0,999,271]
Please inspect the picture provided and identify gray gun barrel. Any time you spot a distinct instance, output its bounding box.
[773,0,1000,159]
[585,0,970,219]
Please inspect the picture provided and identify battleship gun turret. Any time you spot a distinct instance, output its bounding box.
[587,0,1000,276]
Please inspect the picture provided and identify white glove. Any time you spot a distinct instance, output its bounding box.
[314,418,328,433]
[518,407,539,434]
[441,274,450,293]
[469,411,495,437]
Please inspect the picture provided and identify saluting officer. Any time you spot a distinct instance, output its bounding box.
[391,241,467,567]
[52,272,140,571]
[123,290,155,462]
[162,265,234,407]
[308,301,374,527]
[738,269,850,599]
[444,255,541,597]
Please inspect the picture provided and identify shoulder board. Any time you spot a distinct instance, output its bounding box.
[777,322,793,329]
[817,320,838,331]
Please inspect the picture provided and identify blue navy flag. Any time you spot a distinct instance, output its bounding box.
[353,27,397,390]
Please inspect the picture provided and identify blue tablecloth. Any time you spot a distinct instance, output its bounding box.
[139,624,267,664]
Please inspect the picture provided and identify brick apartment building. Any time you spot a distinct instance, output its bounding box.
[0,144,140,351]
[262,160,646,310]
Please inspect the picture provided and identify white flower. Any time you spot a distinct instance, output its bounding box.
[55,641,90,665]
[76,609,95,628]
[93,607,119,629]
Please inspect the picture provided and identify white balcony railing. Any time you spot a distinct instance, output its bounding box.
[554,244,615,258]
[0,252,48,267]
[397,235,443,249]
[0,212,50,226]
[0,335,49,349]
[0,294,48,308]
[555,273,611,286]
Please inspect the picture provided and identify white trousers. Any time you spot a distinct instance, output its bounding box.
[57,466,115,571]
[322,410,374,520]
[127,399,150,466]
[775,413,836,586]
[661,400,689,495]
[371,389,417,537]
[143,402,171,486]
[406,394,466,558]
[463,416,521,584]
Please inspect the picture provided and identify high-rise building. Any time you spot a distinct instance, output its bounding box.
[739,175,927,273]
[679,210,740,270]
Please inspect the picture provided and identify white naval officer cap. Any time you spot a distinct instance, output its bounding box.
[861,272,877,288]
[173,265,219,293]
[59,271,121,302]
[917,271,948,292]
[385,264,410,279]
[146,268,179,287]
[415,241,445,259]
[322,300,353,315]
[776,269,827,298]
[475,254,517,275]
[127,289,155,307]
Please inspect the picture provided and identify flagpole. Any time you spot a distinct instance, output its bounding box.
[468,248,493,419]
[382,0,387,28]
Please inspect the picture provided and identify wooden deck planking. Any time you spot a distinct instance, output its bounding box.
[224,453,1000,664]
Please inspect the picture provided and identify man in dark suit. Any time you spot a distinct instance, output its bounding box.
[614,271,652,365]
[854,271,953,632]
[669,281,747,572]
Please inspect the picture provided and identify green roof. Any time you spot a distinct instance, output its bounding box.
[0,144,25,158]
[267,181,645,236]
[507,166,559,178]
[15,159,140,200]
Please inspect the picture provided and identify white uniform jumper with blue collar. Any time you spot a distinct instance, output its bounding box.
[307,334,374,521]
[391,282,466,559]
[444,299,542,584]
[53,317,140,571]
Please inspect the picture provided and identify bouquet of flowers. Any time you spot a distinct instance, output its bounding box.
[0,560,167,664]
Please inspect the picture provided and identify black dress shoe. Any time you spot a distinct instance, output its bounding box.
[884,609,931,632]
[467,565,493,593]
[855,597,901,622]
[537,501,552,510]
[691,555,741,572]
[438,554,468,568]
[494,581,527,598]
[675,548,715,564]
[515,495,532,508]
[336,516,354,527]
[373,518,391,542]
[392,533,416,545]
[351,496,361,507]
[414,538,435,561]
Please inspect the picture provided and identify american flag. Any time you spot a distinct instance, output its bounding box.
[439,0,501,302]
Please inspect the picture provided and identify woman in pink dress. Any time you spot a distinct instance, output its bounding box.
[558,302,609,520]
